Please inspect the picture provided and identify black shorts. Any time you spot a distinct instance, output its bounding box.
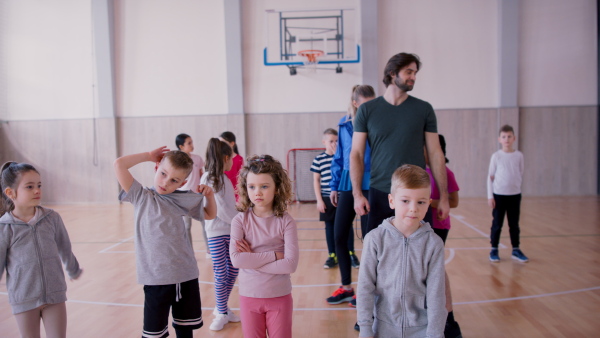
[433,228,449,245]
[319,194,337,222]
[143,278,203,338]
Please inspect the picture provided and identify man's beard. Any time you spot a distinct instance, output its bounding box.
[394,77,414,92]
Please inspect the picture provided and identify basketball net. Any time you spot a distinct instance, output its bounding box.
[299,50,323,73]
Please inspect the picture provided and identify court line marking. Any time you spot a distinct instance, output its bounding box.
[98,236,135,253]
[451,214,507,249]
[3,286,599,310]
[445,249,455,265]
[454,286,600,305]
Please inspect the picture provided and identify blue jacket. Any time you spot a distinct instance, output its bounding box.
[330,115,371,192]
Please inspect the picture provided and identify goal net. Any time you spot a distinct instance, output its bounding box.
[287,148,325,202]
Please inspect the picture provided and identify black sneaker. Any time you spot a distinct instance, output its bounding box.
[326,286,354,304]
[354,322,360,332]
[350,251,360,268]
[349,295,356,307]
[323,253,338,269]
[444,319,463,338]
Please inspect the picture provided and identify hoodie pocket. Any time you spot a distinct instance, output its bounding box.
[404,294,428,327]
[44,257,67,295]
[8,263,42,304]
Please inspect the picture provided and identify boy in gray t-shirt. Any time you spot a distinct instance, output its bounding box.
[115,146,216,338]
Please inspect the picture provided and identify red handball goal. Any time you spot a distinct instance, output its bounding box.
[286,148,325,202]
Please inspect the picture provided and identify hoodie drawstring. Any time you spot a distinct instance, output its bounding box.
[175,283,182,302]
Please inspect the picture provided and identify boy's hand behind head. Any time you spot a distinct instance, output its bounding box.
[149,146,170,164]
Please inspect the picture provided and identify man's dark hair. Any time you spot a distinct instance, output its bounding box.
[383,53,422,87]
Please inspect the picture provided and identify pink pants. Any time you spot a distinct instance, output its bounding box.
[239,294,293,338]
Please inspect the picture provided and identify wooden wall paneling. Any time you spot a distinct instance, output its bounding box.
[0,118,118,204]
[116,114,245,189]
[520,106,598,196]
[245,112,342,165]
[436,108,498,197]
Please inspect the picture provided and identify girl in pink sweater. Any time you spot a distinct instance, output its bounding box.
[230,155,299,338]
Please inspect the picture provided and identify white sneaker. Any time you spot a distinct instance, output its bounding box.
[212,307,241,323]
[226,310,241,323]
[210,314,229,331]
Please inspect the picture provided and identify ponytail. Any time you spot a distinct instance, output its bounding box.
[348,84,376,119]
[0,162,39,215]
[205,138,233,193]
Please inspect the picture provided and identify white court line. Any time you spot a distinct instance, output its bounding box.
[451,214,507,249]
[4,286,598,309]
[101,248,362,254]
[454,286,600,305]
[445,248,455,265]
[98,236,135,253]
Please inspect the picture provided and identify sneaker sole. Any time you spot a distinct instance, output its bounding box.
[489,258,500,262]
[323,264,338,269]
[327,296,354,305]
[512,256,528,263]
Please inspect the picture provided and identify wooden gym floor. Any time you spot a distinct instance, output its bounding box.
[1,196,599,337]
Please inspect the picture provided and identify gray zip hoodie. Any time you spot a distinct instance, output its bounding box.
[0,206,81,314]
[357,217,446,338]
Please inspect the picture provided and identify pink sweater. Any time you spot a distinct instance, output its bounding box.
[230,209,299,298]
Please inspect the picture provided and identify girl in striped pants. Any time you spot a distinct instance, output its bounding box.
[200,138,241,331]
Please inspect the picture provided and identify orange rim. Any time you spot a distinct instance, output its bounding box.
[298,50,324,63]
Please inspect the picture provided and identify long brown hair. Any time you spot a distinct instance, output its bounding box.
[205,138,233,193]
[236,155,292,217]
[1,162,40,215]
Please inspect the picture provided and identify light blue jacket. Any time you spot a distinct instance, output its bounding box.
[330,115,371,192]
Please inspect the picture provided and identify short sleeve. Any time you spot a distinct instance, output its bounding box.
[185,193,205,222]
[118,179,144,206]
[447,169,459,194]
[310,156,321,174]
[354,104,368,133]
[424,103,437,133]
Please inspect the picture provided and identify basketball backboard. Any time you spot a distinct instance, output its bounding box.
[264,8,360,75]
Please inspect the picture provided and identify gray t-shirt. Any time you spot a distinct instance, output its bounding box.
[119,179,205,285]
[354,96,437,193]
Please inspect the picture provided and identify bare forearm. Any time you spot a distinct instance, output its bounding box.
[203,195,217,220]
[350,151,364,198]
[430,153,448,201]
[114,152,152,171]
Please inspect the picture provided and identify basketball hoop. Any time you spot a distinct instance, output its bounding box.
[298,50,324,72]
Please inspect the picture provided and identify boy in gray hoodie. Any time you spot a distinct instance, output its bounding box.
[357,164,446,338]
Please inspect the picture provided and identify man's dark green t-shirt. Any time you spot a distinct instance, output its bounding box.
[354,95,437,193]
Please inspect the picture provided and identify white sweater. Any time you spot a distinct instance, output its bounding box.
[200,172,239,238]
[487,149,524,199]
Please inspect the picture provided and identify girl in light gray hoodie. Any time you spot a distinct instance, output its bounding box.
[0,162,82,338]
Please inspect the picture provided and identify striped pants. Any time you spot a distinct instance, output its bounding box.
[208,235,239,314]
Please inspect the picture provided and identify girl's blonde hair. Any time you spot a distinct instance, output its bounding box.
[236,155,292,217]
[348,84,376,119]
